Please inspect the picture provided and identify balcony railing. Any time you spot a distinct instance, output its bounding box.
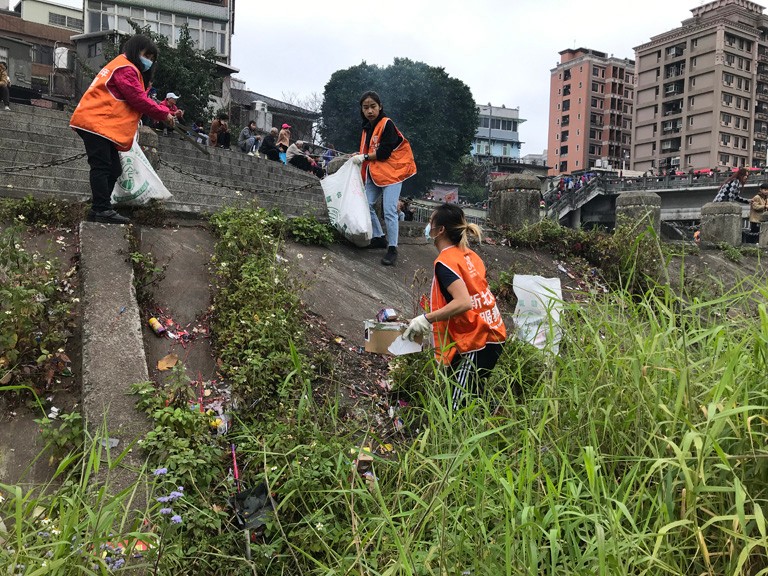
[754,151,767,159]
[758,112,768,121]
[756,130,768,139]
[759,53,768,62]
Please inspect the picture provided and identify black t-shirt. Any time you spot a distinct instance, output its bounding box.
[435,262,460,302]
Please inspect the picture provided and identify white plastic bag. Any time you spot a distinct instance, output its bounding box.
[111,139,172,205]
[512,275,563,354]
[320,159,372,247]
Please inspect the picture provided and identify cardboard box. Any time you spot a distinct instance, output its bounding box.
[364,319,423,355]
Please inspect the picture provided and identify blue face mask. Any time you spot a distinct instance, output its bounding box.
[139,56,153,72]
[424,223,432,240]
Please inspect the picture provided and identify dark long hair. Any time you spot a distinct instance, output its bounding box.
[122,34,158,87]
[724,167,749,185]
[359,90,386,121]
[431,203,482,249]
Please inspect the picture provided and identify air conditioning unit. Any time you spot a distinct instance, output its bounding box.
[252,100,267,113]
[54,47,73,71]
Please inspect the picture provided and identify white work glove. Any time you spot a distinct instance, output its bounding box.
[350,154,366,165]
[403,314,431,341]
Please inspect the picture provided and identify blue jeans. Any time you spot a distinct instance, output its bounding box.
[240,136,259,153]
[365,179,401,247]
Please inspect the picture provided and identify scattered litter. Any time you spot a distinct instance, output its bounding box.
[0,371,11,385]
[334,337,344,344]
[157,353,178,371]
[148,317,166,336]
[47,406,60,420]
[376,308,398,322]
[100,438,120,449]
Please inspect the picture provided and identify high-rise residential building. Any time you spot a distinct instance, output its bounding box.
[633,0,768,174]
[547,48,635,176]
[547,48,635,175]
[82,0,235,64]
[471,103,524,160]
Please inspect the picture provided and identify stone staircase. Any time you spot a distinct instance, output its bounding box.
[0,104,327,219]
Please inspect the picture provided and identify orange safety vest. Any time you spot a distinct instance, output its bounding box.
[359,117,417,186]
[70,54,144,151]
[430,246,506,365]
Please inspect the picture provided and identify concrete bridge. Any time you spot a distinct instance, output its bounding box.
[548,173,763,228]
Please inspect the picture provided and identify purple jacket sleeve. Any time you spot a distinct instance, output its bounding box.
[107,67,171,123]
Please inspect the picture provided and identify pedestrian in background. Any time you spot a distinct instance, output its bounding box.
[70,34,174,224]
[0,62,11,111]
[238,120,261,156]
[748,181,768,239]
[713,167,750,204]
[351,90,417,266]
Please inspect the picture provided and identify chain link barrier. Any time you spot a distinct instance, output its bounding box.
[0,152,88,174]
[157,158,321,196]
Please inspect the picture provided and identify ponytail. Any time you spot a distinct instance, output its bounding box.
[432,203,481,249]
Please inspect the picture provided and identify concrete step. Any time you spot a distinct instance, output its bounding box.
[6,103,75,121]
[79,221,150,503]
[0,128,320,180]
[0,152,323,201]
[0,170,326,218]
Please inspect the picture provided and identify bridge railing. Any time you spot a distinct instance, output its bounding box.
[546,177,604,218]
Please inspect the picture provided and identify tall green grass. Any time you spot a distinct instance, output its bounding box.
[230,279,768,575]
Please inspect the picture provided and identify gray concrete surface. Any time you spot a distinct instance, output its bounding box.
[615,192,662,234]
[701,202,743,246]
[80,222,150,502]
[488,189,541,230]
[138,227,217,385]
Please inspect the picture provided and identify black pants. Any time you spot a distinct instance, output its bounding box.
[216,132,231,149]
[76,129,121,213]
[262,148,280,162]
[0,85,9,107]
[289,155,324,178]
[450,342,505,409]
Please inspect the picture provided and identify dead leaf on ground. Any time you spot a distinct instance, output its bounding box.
[157,353,179,371]
[0,371,12,385]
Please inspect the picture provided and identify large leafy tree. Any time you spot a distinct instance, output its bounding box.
[320,59,478,195]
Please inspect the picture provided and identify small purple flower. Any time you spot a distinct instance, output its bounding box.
[153,467,168,476]
[168,491,183,501]
[171,515,182,524]
[156,496,170,503]
[159,508,172,515]
[176,486,184,492]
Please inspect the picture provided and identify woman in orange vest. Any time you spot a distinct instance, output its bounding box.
[70,35,175,224]
[403,203,506,409]
[351,91,416,266]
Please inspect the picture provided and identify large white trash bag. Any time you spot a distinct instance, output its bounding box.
[111,139,172,205]
[320,159,373,247]
[513,275,563,354]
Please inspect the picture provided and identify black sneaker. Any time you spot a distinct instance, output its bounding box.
[381,246,397,266]
[367,236,387,249]
[90,209,130,224]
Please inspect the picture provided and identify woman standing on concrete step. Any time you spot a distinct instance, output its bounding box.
[351,91,417,266]
[70,34,174,224]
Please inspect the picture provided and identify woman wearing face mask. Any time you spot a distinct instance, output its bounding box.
[70,34,175,224]
[403,203,506,409]
[351,91,417,266]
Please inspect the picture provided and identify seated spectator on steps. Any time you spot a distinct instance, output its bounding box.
[277,123,291,152]
[209,112,231,149]
[322,144,336,167]
[287,141,324,178]
[238,120,261,156]
[259,127,281,161]
[161,92,184,136]
[0,61,11,111]
[189,120,209,145]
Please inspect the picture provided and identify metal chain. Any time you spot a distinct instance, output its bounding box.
[157,158,321,196]
[0,152,88,174]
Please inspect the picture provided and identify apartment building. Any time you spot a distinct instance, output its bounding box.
[633,0,768,173]
[471,103,524,160]
[83,0,235,64]
[547,48,635,176]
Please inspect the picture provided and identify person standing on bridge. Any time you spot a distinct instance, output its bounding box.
[70,34,174,224]
[748,181,768,238]
[350,91,417,266]
[402,203,506,409]
[713,167,750,205]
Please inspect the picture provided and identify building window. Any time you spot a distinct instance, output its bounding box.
[720,153,729,165]
[561,130,569,142]
[559,161,568,172]
[31,44,54,65]
[562,100,570,112]
[87,41,103,58]
[723,73,734,86]
[720,133,731,146]
[722,113,732,125]
[49,12,67,26]
[560,145,569,155]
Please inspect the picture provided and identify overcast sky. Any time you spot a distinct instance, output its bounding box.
[58,0,708,154]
